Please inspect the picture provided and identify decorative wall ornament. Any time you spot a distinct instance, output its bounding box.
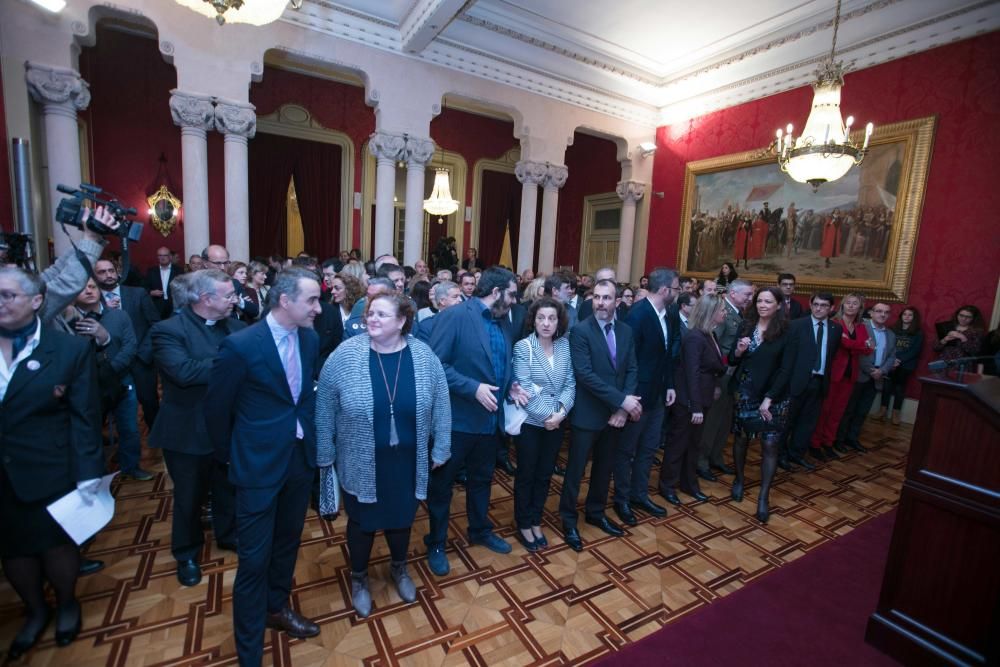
[174,0,302,26]
[404,136,436,167]
[147,185,182,237]
[25,63,90,110]
[215,100,257,138]
[677,116,937,302]
[543,164,569,190]
[616,180,645,204]
[169,90,215,130]
[368,131,407,162]
[514,160,547,186]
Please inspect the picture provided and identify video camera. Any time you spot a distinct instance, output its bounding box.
[55,183,143,243]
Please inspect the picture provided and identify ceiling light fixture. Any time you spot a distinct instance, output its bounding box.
[773,0,873,191]
[423,149,458,225]
[174,0,302,26]
[29,0,67,12]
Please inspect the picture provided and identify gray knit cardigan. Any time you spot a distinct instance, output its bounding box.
[315,334,451,503]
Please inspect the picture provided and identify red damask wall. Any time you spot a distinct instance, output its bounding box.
[558,132,620,269]
[646,32,1000,395]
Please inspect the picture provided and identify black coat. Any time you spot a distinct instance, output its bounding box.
[728,327,792,403]
[144,264,182,318]
[148,308,246,455]
[625,298,675,404]
[569,315,638,431]
[785,316,842,397]
[314,301,343,377]
[0,327,103,502]
[677,329,726,412]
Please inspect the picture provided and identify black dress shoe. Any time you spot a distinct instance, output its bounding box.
[629,497,667,517]
[788,454,816,471]
[55,601,82,647]
[710,463,735,475]
[685,491,709,503]
[563,526,583,552]
[176,559,202,587]
[777,457,791,472]
[266,607,320,639]
[846,439,867,453]
[696,467,718,482]
[808,448,827,462]
[79,558,105,576]
[823,445,840,460]
[7,610,51,659]
[613,502,638,526]
[534,534,548,548]
[553,465,566,477]
[585,515,624,537]
[660,491,682,506]
[515,531,540,552]
[832,441,850,455]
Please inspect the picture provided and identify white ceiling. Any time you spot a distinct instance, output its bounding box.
[289,0,1000,125]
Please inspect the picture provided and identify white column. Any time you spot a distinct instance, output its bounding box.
[514,160,547,274]
[537,164,568,276]
[616,180,645,281]
[215,100,256,262]
[170,90,215,260]
[368,132,407,258]
[25,64,90,259]
[403,136,435,266]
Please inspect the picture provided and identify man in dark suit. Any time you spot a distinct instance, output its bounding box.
[425,267,528,575]
[149,269,244,587]
[778,273,805,320]
[145,246,182,318]
[613,268,679,525]
[95,258,161,430]
[576,266,616,322]
[782,292,842,470]
[205,268,322,666]
[560,279,640,551]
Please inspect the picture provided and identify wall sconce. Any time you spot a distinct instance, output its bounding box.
[638,141,657,158]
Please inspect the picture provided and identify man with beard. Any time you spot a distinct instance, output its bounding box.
[424,267,529,575]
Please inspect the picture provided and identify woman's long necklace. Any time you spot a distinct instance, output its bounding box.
[374,346,403,446]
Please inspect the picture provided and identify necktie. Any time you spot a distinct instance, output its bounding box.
[284,331,303,439]
[605,322,617,369]
[814,321,824,372]
[104,290,121,309]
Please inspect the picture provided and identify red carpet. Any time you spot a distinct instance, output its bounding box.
[600,512,901,666]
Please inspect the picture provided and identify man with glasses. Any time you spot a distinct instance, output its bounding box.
[149,270,246,587]
[201,245,258,320]
[777,273,805,319]
[837,303,896,452]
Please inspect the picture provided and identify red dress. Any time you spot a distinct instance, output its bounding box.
[811,322,870,448]
[749,217,768,259]
[733,221,750,260]
[820,217,842,258]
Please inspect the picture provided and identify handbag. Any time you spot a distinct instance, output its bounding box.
[318,465,340,518]
[504,341,536,436]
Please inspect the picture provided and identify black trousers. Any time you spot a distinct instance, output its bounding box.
[559,426,616,527]
[613,402,665,504]
[233,441,313,667]
[424,431,499,548]
[660,404,702,495]
[131,360,159,429]
[162,449,236,561]
[838,378,879,443]
[784,375,825,459]
[513,424,562,529]
[881,367,913,411]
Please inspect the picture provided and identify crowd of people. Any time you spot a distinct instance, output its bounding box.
[3,227,999,665]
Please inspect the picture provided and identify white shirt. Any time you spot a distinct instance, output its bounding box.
[811,316,829,375]
[654,305,669,349]
[679,313,690,330]
[159,266,172,300]
[0,319,42,401]
[266,313,303,438]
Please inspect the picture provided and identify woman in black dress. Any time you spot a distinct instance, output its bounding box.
[315,294,451,618]
[728,286,791,523]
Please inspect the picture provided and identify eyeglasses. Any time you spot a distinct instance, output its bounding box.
[957,313,973,319]
[0,291,28,304]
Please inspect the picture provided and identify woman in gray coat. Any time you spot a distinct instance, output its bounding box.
[315,293,450,618]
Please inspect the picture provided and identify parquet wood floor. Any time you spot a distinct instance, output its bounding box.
[0,421,909,666]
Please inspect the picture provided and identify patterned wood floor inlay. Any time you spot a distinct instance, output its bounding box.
[0,421,909,666]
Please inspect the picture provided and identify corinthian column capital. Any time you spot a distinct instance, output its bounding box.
[616,180,646,203]
[25,63,90,111]
[404,136,436,167]
[169,90,216,131]
[543,164,569,190]
[215,100,257,139]
[515,160,548,186]
[368,132,408,163]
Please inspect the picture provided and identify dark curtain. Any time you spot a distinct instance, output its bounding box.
[478,170,521,268]
[248,133,343,260]
[293,139,342,259]
[248,132,296,258]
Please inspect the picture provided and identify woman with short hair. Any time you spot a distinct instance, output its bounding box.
[315,293,451,618]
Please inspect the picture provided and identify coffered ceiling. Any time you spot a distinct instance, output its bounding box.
[285,0,1000,125]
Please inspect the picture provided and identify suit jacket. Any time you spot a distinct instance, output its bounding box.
[205,320,319,488]
[115,284,161,365]
[509,302,528,340]
[144,264,182,318]
[677,329,726,413]
[784,298,805,320]
[624,298,674,404]
[859,323,897,383]
[95,307,138,376]
[785,317,843,397]
[569,315,638,431]
[0,326,103,502]
[232,279,260,321]
[313,301,343,376]
[714,298,744,356]
[148,308,246,455]
[512,334,576,427]
[429,297,514,434]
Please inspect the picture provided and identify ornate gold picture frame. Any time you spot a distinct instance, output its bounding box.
[677,116,936,301]
[147,185,182,237]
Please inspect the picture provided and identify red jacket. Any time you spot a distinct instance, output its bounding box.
[829,320,870,382]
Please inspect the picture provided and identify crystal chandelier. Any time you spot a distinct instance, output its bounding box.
[174,0,302,26]
[774,0,873,191]
[423,150,459,224]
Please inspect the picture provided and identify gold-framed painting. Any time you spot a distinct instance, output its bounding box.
[677,115,937,301]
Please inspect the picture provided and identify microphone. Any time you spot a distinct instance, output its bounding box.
[927,356,993,372]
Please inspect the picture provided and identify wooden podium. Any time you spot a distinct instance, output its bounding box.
[866,371,1000,665]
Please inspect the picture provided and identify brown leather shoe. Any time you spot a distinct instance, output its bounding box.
[266,608,320,638]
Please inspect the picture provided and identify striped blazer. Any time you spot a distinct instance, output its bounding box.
[512,333,576,427]
[315,334,451,503]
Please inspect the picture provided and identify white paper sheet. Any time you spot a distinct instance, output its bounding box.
[46,472,118,545]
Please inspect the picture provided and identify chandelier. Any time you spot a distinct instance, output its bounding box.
[774,0,873,191]
[174,0,302,26]
[423,148,458,224]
